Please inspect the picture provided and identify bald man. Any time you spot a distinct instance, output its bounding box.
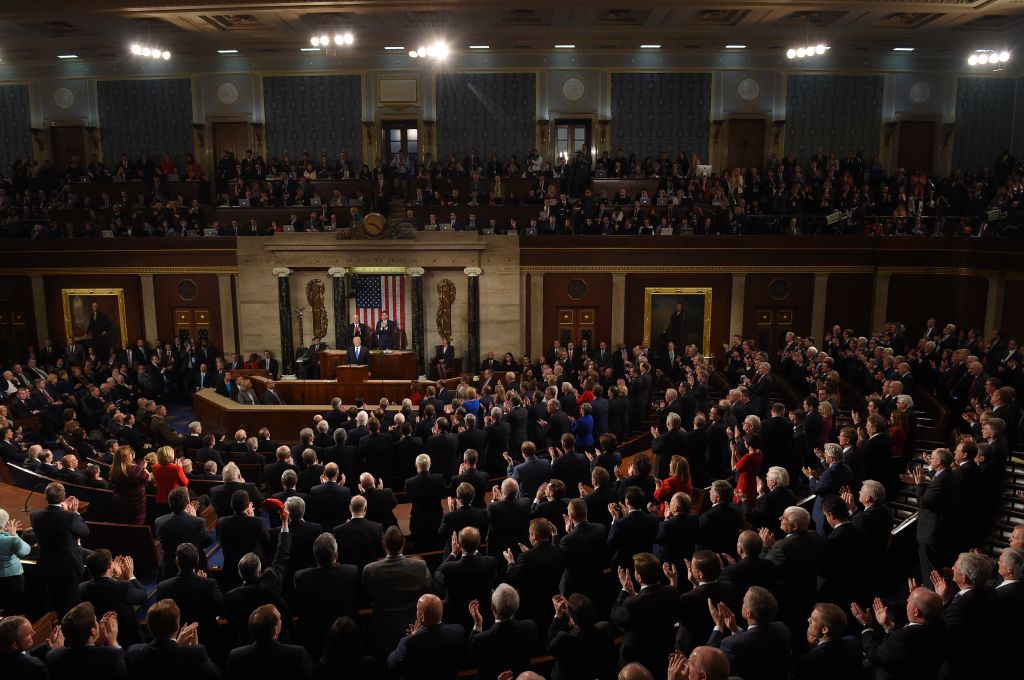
[387,594,466,679]
[853,587,946,680]
[668,646,730,680]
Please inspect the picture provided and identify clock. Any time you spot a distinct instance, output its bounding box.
[361,213,387,238]
[737,78,761,103]
[54,87,75,111]
[217,81,239,106]
[908,81,931,105]
[562,77,585,102]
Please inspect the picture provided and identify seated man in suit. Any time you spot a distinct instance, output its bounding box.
[126,598,219,680]
[386,594,466,679]
[707,586,792,680]
[468,583,538,679]
[44,603,125,679]
[226,604,313,679]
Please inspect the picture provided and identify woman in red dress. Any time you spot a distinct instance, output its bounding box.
[732,433,765,509]
[653,455,694,518]
[151,445,189,515]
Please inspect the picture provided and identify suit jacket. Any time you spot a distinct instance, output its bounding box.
[425,434,459,481]
[559,520,607,599]
[30,504,89,579]
[262,388,285,405]
[916,470,958,550]
[217,513,270,585]
[361,555,433,654]
[386,623,466,680]
[154,571,224,650]
[550,452,591,498]
[404,472,446,548]
[610,583,680,677]
[363,487,399,527]
[470,619,539,680]
[508,457,551,499]
[126,639,219,680]
[763,531,823,620]
[818,522,869,606]
[607,397,630,442]
[747,486,797,539]
[707,621,791,680]
[437,506,489,553]
[292,563,360,653]
[227,639,313,680]
[347,344,371,368]
[154,511,213,579]
[809,462,853,536]
[308,482,352,532]
[434,552,499,627]
[449,469,489,509]
[720,556,776,606]
[77,576,148,646]
[486,497,532,557]
[347,323,369,344]
[261,357,280,380]
[334,517,385,571]
[505,542,567,630]
[698,503,744,557]
[44,645,126,680]
[793,637,863,680]
[678,580,735,654]
[210,481,263,518]
[608,509,660,569]
[942,586,998,676]
[861,623,947,680]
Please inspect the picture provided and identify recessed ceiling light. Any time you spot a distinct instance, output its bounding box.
[554,44,575,49]
[640,44,661,49]
[384,46,405,50]
[57,54,79,59]
[217,49,238,54]
[469,45,490,49]
[299,47,320,52]
[893,47,914,52]
[725,45,746,49]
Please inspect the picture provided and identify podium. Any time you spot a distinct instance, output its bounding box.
[320,350,418,380]
[336,365,370,382]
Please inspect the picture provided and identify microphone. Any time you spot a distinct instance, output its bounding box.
[23,482,46,513]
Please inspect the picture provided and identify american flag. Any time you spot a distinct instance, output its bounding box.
[355,274,406,333]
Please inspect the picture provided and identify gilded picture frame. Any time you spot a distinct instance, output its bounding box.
[643,287,713,357]
[62,288,128,349]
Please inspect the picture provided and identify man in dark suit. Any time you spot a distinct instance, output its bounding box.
[260,350,280,380]
[218,489,271,589]
[590,385,610,438]
[76,549,148,647]
[292,533,359,657]
[853,587,946,680]
[334,495,385,571]
[503,517,567,636]
[308,463,352,532]
[347,336,371,370]
[0,615,56,679]
[64,337,86,367]
[672,549,736,654]
[154,488,212,579]
[85,301,113,354]
[126,598,219,680]
[697,480,744,558]
[706,586,791,680]
[486,477,532,559]
[651,411,689,479]
[933,552,999,677]
[362,527,433,659]
[261,379,286,405]
[449,449,489,508]
[747,467,797,539]
[155,543,225,663]
[263,446,297,495]
[437,483,489,558]
[374,311,398,350]
[759,506,823,651]
[274,496,323,589]
[210,464,264,517]
[761,403,794,471]
[226,604,313,679]
[816,494,869,607]
[359,472,399,527]
[347,314,369,346]
[607,486,660,570]
[796,603,863,680]
[559,498,608,604]
[30,482,89,615]
[387,593,466,679]
[911,447,959,582]
[611,552,679,679]
[434,527,498,629]
[542,400,572,448]
[44,602,125,678]
[426,419,459,483]
[720,531,776,604]
[404,453,447,552]
[467,583,538,679]
[506,441,551,499]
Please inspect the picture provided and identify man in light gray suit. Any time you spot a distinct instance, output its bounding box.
[362,525,433,659]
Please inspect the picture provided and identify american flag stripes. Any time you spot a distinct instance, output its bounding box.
[355,274,406,332]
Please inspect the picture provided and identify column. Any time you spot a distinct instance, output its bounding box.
[408,267,426,376]
[30,275,48,343]
[810,274,829,342]
[464,267,482,372]
[984,275,1004,334]
[139,274,158,342]
[328,267,347,350]
[871,273,891,332]
[530,273,544,358]
[611,273,626,345]
[217,274,237,355]
[273,268,294,374]
[730,274,746,339]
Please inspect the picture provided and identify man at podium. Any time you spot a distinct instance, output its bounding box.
[348,335,371,370]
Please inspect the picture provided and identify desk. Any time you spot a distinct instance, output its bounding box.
[0,481,89,526]
[319,350,418,380]
[67,181,210,205]
[215,206,353,229]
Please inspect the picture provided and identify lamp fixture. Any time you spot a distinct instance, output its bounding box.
[299,47,321,52]
[217,49,238,54]
[786,44,828,59]
[408,41,450,60]
[384,46,405,51]
[469,45,490,50]
[967,49,1010,66]
[640,44,661,49]
[725,45,747,49]
[57,54,79,59]
[130,44,171,60]
[892,47,914,52]
[554,44,575,49]
[311,32,354,48]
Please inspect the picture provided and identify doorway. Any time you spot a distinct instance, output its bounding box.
[381,120,419,164]
[754,308,794,355]
[725,119,766,172]
[554,119,592,163]
[50,125,86,175]
[173,308,214,347]
[897,121,936,173]
[556,307,597,347]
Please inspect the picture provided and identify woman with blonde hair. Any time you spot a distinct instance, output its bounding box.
[151,445,188,514]
[817,400,835,448]
[110,445,150,525]
[654,455,693,517]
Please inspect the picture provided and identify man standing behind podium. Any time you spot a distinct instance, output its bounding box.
[348,314,369,345]
[348,336,372,371]
[375,311,398,350]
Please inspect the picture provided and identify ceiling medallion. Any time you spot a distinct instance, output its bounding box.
[908,80,931,105]
[54,87,75,110]
[217,81,239,105]
[737,78,761,102]
[562,77,585,102]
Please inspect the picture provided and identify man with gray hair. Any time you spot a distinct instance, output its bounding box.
[853,586,945,680]
[995,547,1024,660]
[907,447,958,582]
[805,442,852,538]
[929,550,998,676]
[759,506,822,650]
[748,465,796,539]
[707,586,790,679]
[210,462,263,517]
[486,478,532,559]
[281,495,322,580]
[292,531,359,658]
[404,453,446,552]
[223,510,290,643]
[467,582,537,678]
[650,410,687,479]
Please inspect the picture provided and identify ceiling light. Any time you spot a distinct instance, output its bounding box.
[333,34,343,46]
[814,44,826,55]
[999,51,1010,62]
[319,34,329,46]
[300,47,320,52]
[162,51,171,60]
[640,44,661,49]
[469,45,490,49]
[385,46,405,50]
[310,36,320,47]
[968,54,978,65]
[796,47,806,57]
[786,48,796,59]
[344,32,354,45]
[57,54,78,59]
[555,44,575,49]
[979,53,990,64]
[217,49,238,54]
[408,50,418,58]
[130,44,142,55]
[893,47,914,52]
[141,47,151,56]
[725,45,746,49]
[417,46,427,57]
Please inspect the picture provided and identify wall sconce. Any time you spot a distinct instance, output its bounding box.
[942,123,956,147]
[362,121,375,146]
[537,119,550,145]
[711,120,724,145]
[772,120,786,146]
[598,119,611,147]
[251,123,264,148]
[192,123,206,148]
[884,122,898,147]
[29,128,44,152]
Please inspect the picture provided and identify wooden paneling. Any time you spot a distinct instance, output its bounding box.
[825,273,873,336]
[0,276,37,363]
[1001,279,1024,341]
[726,119,766,172]
[897,121,936,174]
[624,274,731,354]
[742,274,814,343]
[43,275,143,348]
[50,126,86,175]
[887,275,988,334]
[154,274,223,349]
[542,274,612,351]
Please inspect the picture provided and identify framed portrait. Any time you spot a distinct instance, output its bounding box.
[643,287,713,357]
[62,288,128,349]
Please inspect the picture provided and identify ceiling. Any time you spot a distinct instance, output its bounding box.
[0,1,1021,66]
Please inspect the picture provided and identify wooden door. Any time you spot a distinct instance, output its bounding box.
[173,308,212,346]
[725,119,766,172]
[50,125,86,175]
[381,120,419,164]
[556,308,596,347]
[0,309,32,364]
[212,122,251,166]
[554,120,592,162]
[897,121,936,173]
[754,308,794,354]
